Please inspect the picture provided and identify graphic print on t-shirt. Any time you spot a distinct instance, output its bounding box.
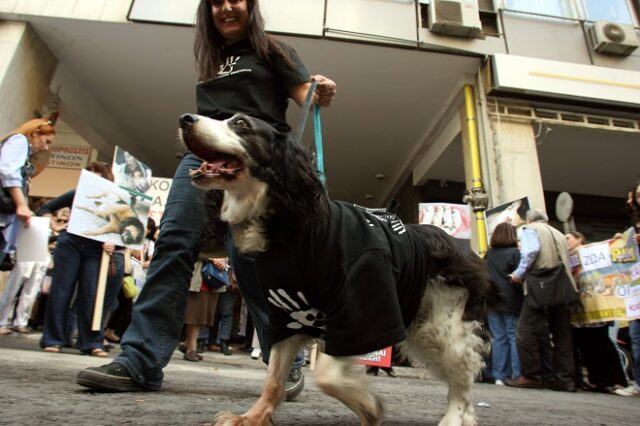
[267,289,326,331]
[218,56,240,76]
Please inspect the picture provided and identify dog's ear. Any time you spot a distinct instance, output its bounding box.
[261,133,328,223]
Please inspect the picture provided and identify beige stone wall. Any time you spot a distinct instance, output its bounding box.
[0,22,56,133]
[488,118,546,214]
[0,0,132,22]
[0,21,95,198]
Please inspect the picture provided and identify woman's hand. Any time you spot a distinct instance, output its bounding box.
[211,257,227,270]
[311,74,336,107]
[15,204,32,226]
[102,243,115,255]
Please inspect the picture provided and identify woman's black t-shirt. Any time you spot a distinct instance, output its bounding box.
[196,39,309,133]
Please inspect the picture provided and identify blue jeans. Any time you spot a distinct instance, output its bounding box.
[41,233,124,353]
[487,310,520,380]
[216,290,236,342]
[116,153,206,390]
[117,154,302,390]
[629,319,640,388]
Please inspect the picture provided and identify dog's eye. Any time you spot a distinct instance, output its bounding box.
[234,119,250,129]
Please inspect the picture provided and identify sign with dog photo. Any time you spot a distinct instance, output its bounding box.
[112,146,153,195]
[67,170,152,249]
[485,196,530,240]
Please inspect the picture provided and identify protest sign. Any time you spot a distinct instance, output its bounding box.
[146,177,173,225]
[67,170,152,250]
[112,146,153,195]
[16,217,51,262]
[353,346,393,368]
[571,228,640,323]
[485,197,529,241]
[419,203,471,239]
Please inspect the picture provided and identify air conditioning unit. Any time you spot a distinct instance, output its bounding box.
[429,0,482,38]
[588,21,639,56]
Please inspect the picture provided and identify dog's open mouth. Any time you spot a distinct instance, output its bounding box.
[189,153,244,181]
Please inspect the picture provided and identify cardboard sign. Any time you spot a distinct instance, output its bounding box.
[67,170,152,250]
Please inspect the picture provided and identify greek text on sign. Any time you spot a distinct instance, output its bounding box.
[578,242,612,272]
[48,145,92,169]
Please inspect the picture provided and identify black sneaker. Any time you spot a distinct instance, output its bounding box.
[285,366,304,401]
[76,362,145,392]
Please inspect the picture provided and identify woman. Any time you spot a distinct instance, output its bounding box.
[0,118,55,259]
[484,222,522,385]
[39,162,125,357]
[78,0,335,394]
[615,183,640,396]
[566,230,627,393]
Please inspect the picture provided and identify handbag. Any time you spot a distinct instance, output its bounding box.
[525,263,579,308]
[121,275,139,299]
[525,225,579,308]
[0,187,16,214]
[201,262,228,290]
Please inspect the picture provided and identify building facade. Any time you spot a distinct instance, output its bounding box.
[0,0,638,249]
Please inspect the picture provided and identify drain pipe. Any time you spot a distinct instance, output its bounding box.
[462,85,489,255]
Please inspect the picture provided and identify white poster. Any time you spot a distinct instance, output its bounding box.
[112,146,153,195]
[67,170,152,249]
[16,217,51,262]
[418,203,471,239]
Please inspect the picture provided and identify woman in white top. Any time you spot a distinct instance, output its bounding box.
[0,118,55,257]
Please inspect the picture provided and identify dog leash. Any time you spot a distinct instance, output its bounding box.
[294,80,326,185]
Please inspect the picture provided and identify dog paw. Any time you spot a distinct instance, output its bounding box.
[214,412,247,426]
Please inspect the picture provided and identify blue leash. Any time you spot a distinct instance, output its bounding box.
[295,80,326,185]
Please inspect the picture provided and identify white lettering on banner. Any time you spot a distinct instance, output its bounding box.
[47,145,92,169]
[579,242,612,272]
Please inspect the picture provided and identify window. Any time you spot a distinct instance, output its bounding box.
[582,0,635,24]
[504,0,576,19]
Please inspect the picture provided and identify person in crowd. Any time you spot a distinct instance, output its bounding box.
[566,230,627,393]
[77,0,335,400]
[484,222,523,385]
[104,249,135,344]
[38,162,125,356]
[0,118,55,263]
[0,209,66,334]
[505,209,578,392]
[213,257,236,356]
[615,182,640,397]
[180,254,228,361]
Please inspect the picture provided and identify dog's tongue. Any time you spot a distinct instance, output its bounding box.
[189,155,243,179]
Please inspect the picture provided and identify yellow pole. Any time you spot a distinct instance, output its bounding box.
[463,85,488,254]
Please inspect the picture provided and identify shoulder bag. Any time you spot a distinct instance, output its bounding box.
[525,225,579,308]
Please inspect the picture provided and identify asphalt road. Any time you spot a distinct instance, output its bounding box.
[0,332,638,425]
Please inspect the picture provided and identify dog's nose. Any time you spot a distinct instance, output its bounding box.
[179,114,199,129]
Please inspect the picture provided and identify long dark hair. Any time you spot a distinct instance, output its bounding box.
[194,0,294,81]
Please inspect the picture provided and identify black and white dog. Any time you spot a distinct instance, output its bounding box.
[179,113,491,426]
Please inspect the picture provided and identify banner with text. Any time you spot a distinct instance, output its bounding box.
[570,228,640,324]
[47,145,92,169]
[353,346,392,368]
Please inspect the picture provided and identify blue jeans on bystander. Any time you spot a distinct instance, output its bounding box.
[487,310,521,380]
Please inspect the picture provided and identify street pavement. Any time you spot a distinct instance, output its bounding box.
[0,331,639,425]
